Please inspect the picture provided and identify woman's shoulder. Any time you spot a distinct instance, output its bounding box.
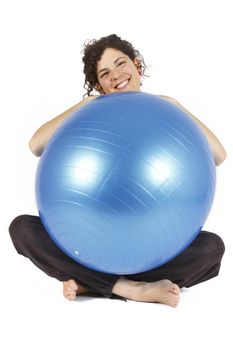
[157,95,177,103]
[84,95,100,102]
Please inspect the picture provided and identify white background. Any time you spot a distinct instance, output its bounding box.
[1,0,233,349]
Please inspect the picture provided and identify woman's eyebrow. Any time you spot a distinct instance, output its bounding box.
[98,57,126,75]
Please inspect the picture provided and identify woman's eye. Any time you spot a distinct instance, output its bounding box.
[101,72,108,78]
[100,61,125,78]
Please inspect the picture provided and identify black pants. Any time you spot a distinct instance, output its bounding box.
[9,214,225,300]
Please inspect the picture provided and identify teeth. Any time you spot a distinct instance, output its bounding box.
[116,79,129,89]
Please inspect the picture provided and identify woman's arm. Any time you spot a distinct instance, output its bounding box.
[29,95,99,157]
[159,95,227,166]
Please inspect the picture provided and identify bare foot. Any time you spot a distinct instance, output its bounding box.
[63,279,88,301]
[112,277,180,307]
[135,279,180,307]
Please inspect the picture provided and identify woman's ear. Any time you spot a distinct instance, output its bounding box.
[95,83,105,95]
[134,59,142,75]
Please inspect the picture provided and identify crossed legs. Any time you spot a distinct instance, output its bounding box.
[9,215,225,307]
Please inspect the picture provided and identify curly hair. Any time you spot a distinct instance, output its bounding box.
[81,34,148,97]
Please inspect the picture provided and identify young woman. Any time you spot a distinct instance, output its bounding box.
[9,34,226,307]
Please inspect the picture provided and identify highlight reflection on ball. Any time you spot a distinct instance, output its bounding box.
[36,92,216,274]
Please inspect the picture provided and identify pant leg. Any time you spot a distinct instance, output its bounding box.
[126,231,225,288]
[9,215,225,299]
[9,214,122,300]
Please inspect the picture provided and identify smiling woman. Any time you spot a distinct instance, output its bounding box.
[82,34,148,96]
[9,33,226,307]
[95,48,142,94]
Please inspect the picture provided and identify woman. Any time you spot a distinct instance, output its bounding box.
[9,34,226,307]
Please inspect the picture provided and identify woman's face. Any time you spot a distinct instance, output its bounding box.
[96,48,142,95]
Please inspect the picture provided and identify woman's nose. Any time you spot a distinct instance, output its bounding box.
[110,69,121,81]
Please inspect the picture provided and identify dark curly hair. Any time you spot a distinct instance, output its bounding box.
[82,34,148,97]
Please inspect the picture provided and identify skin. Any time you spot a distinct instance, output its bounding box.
[29,47,226,307]
[95,48,142,94]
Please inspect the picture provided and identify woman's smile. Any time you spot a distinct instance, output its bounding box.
[114,78,131,90]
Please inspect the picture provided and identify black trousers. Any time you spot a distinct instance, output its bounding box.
[9,214,225,300]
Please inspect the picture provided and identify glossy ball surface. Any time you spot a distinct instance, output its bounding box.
[36,92,216,274]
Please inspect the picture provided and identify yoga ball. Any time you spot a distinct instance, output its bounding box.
[36,92,216,274]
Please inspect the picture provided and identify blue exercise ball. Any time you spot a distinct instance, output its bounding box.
[36,92,216,274]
